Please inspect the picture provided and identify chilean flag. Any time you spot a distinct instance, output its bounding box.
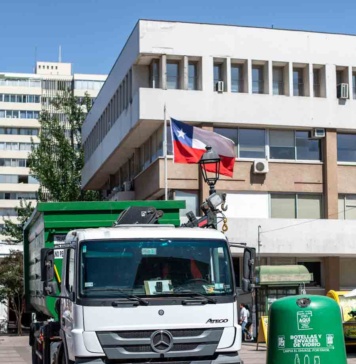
[170,118,236,177]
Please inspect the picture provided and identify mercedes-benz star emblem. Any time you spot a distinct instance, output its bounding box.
[150,330,173,353]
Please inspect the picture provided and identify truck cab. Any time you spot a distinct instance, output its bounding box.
[46,225,242,364]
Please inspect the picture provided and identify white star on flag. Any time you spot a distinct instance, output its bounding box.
[177,129,186,139]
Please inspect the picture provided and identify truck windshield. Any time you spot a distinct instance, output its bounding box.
[79,239,233,298]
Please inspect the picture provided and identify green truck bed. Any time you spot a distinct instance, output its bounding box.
[23,200,185,319]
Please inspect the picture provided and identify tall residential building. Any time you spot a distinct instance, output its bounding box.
[82,20,356,296]
[0,62,106,241]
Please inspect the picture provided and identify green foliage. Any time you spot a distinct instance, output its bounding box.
[2,200,34,245]
[0,250,24,335]
[28,90,101,202]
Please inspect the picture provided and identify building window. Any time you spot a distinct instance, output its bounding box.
[213,62,223,90]
[270,130,295,159]
[231,64,244,93]
[149,60,160,89]
[293,68,304,96]
[296,131,321,160]
[337,133,356,162]
[353,73,356,99]
[273,67,284,95]
[188,62,198,90]
[166,61,180,89]
[252,66,264,94]
[238,129,265,158]
[174,190,199,216]
[338,195,356,219]
[214,128,238,156]
[313,69,321,97]
[271,194,323,219]
[270,130,321,161]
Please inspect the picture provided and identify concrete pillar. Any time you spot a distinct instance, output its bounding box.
[324,256,340,292]
[323,129,338,219]
[288,62,293,96]
[160,55,167,90]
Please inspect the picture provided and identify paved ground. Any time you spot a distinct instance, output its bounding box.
[0,335,356,363]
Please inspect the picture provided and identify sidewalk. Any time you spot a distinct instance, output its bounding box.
[0,335,355,364]
[0,335,31,364]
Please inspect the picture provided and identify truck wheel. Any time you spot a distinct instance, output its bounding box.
[61,348,74,364]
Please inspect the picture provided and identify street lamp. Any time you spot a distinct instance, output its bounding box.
[199,146,221,195]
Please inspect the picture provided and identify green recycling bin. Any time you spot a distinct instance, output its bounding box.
[267,295,347,364]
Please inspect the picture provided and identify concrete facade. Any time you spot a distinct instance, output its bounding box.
[82,20,356,294]
[0,62,106,242]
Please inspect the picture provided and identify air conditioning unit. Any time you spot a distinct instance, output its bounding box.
[253,160,269,174]
[215,81,224,93]
[123,181,133,191]
[311,128,326,139]
[337,83,349,99]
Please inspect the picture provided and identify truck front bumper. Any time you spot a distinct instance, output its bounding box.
[74,352,243,364]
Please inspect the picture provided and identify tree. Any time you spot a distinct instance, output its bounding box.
[2,200,34,245]
[0,250,24,335]
[27,90,100,202]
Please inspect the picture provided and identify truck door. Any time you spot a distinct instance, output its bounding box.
[61,248,75,360]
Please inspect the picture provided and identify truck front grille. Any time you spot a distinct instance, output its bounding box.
[96,328,224,361]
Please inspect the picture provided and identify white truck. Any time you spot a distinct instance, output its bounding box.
[32,196,255,364]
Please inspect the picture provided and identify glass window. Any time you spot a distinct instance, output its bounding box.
[298,195,322,219]
[271,194,322,219]
[20,111,27,119]
[213,63,223,88]
[167,61,179,89]
[353,73,356,100]
[188,62,198,90]
[79,238,233,298]
[231,65,243,93]
[214,127,238,156]
[175,190,199,216]
[296,131,321,161]
[273,67,284,95]
[293,69,304,96]
[337,134,356,162]
[270,130,295,160]
[313,69,321,97]
[239,129,265,158]
[252,66,264,94]
[338,195,356,219]
[0,110,4,118]
[271,194,295,218]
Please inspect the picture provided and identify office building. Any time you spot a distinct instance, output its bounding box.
[0,62,106,242]
[82,20,356,294]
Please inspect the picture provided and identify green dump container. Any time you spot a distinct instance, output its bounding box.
[267,295,347,364]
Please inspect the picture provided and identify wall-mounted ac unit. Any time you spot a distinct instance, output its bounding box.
[337,83,349,99]
[253,160,269,174]
[215,81,224,93]
[123,181,133,191]
[311,128,326,139]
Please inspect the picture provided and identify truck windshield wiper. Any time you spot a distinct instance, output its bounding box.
[85,287,149,306]
[172,289,217,304]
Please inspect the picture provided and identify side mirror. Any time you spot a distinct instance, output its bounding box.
[242,247,256,293]
[41,248,54,282]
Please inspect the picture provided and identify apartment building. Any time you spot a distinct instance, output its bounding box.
[0,62,106,241]
[82,20,356,294]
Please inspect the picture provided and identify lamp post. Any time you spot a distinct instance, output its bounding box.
[198,146,221,195]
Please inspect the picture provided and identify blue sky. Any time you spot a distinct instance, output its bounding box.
[2,0,356,75]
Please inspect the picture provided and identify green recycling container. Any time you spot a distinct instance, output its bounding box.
[267,295,347,364]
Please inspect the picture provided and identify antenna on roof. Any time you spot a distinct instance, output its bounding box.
[33,46,38,73]
[58,45,62,63]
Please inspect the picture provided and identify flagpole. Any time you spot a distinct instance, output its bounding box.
[164,104,168,200]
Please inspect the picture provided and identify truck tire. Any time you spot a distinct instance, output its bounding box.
[61,346,74,364]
